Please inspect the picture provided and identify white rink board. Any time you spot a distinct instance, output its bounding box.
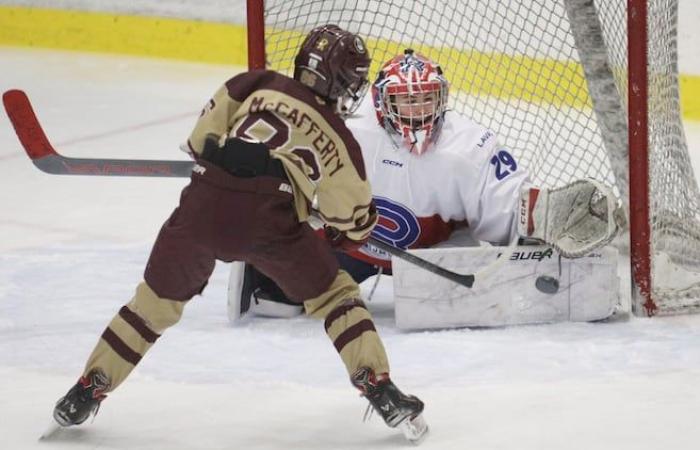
[393,246,620,329]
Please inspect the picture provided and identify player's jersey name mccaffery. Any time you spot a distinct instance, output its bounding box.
[248,96,345,176]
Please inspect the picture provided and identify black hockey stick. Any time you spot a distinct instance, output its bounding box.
[2,89,194,177]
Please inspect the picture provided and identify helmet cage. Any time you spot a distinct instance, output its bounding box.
[336,66,370,117]
[382,80,445,130]
[372,51,449,154]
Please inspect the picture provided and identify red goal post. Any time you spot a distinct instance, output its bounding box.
[627,0,652,314]
[245,0,700,317]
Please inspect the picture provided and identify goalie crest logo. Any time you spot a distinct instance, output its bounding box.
[362,197,420,257]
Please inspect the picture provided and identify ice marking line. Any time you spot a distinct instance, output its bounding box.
[1,111,195,161]
[54,111,195,147]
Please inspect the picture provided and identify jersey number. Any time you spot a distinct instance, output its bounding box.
[490,150,517,180]
[233,111,322,181]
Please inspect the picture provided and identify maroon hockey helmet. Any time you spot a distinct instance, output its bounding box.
[294,24,371,116]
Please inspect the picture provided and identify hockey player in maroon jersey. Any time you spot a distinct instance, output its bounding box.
[51,26,428,443]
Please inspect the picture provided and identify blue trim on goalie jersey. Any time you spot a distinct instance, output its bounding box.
[368,196,421,249]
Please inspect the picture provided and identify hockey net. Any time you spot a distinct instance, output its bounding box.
[249,0,700,316]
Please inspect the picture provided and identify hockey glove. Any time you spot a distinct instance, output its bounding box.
[324,225,367,252]
[200,134,271,177]
[518,179,626,258]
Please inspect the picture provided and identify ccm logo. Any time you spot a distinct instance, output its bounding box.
[192,164,207,175]
[382,159,403,167]
[519,198,528,225]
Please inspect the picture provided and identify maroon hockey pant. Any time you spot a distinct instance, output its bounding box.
[144,160,339,303]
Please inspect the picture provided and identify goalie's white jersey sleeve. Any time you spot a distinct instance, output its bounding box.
[345,103,531,269]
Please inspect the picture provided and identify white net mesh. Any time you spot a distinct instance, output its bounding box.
[259,0,700,314]
[644,1,700,309]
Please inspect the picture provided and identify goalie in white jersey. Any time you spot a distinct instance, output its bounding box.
[228,49,624,323]
[350,49,528,267]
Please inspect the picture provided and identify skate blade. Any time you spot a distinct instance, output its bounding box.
[399,413,429,445]
[39,420,62,440]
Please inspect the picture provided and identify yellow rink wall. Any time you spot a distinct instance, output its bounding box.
[1,6,698,121]
[0,6,249,66]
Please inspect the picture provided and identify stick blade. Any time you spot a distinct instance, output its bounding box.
[3,89,58,161]
[2,89,194,177]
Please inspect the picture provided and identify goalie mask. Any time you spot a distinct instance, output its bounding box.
[294,24,371,117]
[372,49,449,154]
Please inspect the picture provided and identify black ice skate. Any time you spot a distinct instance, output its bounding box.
[351,367,429,444]
[53,369,109,427]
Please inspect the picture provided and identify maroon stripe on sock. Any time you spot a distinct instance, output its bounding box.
[333,319,376,353]
[118,306,160,343]
[101,328,142,366]
[324,301,367,332]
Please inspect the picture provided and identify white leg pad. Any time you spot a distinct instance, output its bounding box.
[393,245,621,329]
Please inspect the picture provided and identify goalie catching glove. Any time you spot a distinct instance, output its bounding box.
[518,179,626,258]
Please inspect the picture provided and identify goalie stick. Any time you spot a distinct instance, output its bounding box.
[369,235,563,293]
[5,89,558,293]
[369,237,476,288]
[2,89,194,177]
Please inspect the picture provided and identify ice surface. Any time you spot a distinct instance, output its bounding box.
[2,47,700,449]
